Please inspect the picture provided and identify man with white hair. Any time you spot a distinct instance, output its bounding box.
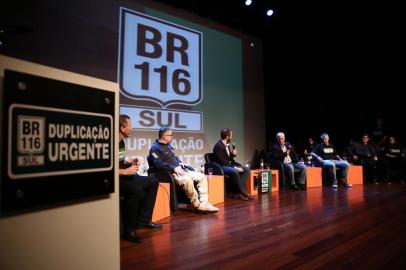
[269,132,307,190]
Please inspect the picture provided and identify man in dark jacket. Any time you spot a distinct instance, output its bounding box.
[351,134,380,183]
[213,128,254,200]
[269,132,307,190]
[148,127,219,212]
[383,136,406,183]
[119,115,162,244]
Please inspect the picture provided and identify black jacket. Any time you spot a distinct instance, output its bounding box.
[312,143,338,160]
[148,139,182,171]
[269,142,299,163]
[353,143,377,159]
[213,140,237,167]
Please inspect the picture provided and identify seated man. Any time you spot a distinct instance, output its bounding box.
[213,128,254,200]
[351,134,380,183]
[311,133,352,188]
[269,132,307,190]
[383,136,406,184]
[148,127,219,212]
[119,115,162,244]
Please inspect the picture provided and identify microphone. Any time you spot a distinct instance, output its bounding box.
[232,143,236,150]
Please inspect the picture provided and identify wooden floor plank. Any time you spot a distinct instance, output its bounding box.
[121,184,406,270]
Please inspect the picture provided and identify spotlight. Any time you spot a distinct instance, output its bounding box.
[266,9,274,16]
[245,0,252,6]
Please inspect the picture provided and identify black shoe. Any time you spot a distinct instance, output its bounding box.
[298,183,306,190]
[136,222,163,230]
[232,193,249,201]
[242,192,255,200]
[289,185,301,191]
[123,230,142,243]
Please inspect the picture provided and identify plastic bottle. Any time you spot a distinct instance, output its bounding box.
[260,159,264,170]
[307,155,313,167]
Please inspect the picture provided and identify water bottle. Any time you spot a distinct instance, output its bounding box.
[307,155,313,167]
[260,159,264,170]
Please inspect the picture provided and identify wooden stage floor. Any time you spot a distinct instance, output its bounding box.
[121,184,406,270]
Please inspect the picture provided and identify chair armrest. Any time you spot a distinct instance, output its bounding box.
[204,162,224,175]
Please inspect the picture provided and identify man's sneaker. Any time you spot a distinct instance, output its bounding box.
[343,182,352,187]
[197,202,219,212]
[332,183,338,188]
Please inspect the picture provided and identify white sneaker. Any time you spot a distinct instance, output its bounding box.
[343,182,352,187]
[197,202,219,212]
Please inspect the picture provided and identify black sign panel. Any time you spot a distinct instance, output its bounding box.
[1,70,115,216]
[9,105,113,178]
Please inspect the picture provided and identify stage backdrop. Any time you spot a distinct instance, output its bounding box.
[0,0,265,169]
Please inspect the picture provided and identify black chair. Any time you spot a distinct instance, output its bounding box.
[204,153,234,195]
[147,156,197,212]
[203,153,225,175]
[266,156,287,188]
[147,155,180,212]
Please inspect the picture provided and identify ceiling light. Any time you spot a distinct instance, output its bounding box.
[266,9,274,16]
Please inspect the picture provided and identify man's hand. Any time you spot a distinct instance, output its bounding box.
[231,149,237,156]
[131,158,140,166]
[126,165,139,175]
[174,166,185,176]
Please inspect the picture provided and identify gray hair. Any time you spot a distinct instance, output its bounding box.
[276,132,285,139]
[320,133,329,140]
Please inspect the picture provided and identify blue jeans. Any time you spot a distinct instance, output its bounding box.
[283,163,307,185]
[322,160,349,185]
[222,166,250,194]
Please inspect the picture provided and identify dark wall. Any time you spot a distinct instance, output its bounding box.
[262,1,404,152]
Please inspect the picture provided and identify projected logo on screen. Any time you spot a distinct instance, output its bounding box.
[119,8,202,107]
